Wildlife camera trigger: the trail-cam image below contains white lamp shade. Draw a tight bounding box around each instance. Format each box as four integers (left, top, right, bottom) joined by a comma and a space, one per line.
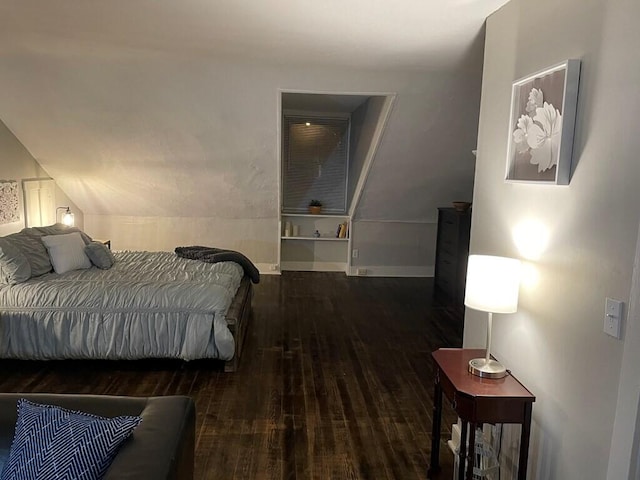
464, 255, 521, 313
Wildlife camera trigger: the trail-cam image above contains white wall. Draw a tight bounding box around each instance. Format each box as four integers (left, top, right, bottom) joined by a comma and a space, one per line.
0, 120, 79, 235
0, 119, 40, 236
73, 60, 481, 269
0, 116, 84, 236
467, 0, 640, 478
0, 42, 483, 270
85, 214, 276, 271
348, 96, 385, 208
608, 223, 640, 480
349, 220, 436, 277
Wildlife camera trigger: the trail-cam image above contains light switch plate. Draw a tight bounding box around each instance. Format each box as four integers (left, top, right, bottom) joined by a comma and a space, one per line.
606, 297, 623, 318
604, 298, 623, 339
604, 315, 621, 338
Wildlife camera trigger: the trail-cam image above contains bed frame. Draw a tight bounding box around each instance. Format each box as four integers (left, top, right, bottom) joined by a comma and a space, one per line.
224, 276, 253, 372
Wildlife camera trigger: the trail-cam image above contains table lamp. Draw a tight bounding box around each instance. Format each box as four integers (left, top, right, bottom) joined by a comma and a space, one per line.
56, 206, 75, 226
464, 254, 521, 379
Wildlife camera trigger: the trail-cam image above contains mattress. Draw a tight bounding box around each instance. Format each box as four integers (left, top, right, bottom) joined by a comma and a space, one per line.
0, 251, 244, 361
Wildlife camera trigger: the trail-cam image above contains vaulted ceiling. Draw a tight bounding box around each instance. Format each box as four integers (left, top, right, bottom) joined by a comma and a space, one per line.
0, 0, 508, 224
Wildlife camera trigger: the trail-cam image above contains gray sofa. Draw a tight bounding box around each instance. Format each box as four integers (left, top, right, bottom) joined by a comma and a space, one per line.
0, 393, 195, 479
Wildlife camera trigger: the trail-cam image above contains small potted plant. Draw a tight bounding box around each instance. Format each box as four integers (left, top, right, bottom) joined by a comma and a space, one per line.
308, 200, 322, 215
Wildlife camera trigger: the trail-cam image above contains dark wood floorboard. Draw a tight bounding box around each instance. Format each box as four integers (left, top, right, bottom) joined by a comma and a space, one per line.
0, 272, 462, 479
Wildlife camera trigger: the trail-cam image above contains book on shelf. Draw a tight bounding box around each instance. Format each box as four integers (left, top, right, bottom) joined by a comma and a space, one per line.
337, 222, 348, 239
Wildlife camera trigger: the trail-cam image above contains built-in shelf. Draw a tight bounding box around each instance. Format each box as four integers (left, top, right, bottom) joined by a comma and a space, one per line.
281, 236, 349, 242
280, 213, 351, 272
281, 213, 349, 219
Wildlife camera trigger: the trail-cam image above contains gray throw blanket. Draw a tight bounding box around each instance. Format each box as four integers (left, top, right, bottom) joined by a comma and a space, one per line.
174, 246, 260, 284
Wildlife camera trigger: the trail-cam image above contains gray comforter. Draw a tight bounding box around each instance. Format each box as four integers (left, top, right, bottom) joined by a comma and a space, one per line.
0, 251, 244, 361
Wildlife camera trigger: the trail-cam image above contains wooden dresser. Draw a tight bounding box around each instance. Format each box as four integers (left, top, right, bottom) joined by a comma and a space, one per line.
434, 208, 471, 304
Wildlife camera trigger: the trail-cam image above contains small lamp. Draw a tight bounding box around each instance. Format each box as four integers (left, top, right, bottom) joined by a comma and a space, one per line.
56, 206, 75, 227
464, 254, 521, 379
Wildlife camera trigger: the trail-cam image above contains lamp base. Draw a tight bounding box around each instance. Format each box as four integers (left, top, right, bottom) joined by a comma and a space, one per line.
468, 358, 507, 379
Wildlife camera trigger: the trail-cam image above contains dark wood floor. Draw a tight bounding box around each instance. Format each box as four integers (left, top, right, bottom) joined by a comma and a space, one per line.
0, 272, 463, 479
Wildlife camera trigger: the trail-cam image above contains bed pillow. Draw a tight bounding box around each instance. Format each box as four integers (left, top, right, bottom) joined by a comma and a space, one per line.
41, 232, 92, 274
0, 399, 142, 480
85, 241, 116, 269
0, 447, 8, 477
31, 224, 93, 245
0, 238, 31, 284
3, 231, 53, 276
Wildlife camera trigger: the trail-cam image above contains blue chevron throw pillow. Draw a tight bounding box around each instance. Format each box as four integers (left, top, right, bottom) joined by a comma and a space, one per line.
0, 399, 142, 480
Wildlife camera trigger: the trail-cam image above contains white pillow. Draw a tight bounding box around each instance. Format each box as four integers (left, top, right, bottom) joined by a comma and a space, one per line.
41, 232, 92, 274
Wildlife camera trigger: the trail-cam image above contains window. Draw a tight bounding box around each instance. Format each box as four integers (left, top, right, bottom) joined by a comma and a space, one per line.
282, 115, 350, 214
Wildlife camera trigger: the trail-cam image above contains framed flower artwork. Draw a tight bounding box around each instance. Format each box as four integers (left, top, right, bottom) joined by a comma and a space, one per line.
0, 180, 20, 224
505, 59, 581, 185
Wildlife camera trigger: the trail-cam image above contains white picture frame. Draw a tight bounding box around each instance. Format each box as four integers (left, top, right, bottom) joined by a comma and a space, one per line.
505, 59, 581, 185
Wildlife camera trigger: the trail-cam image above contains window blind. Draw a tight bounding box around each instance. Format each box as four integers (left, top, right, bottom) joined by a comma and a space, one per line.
282, 116, 349, 214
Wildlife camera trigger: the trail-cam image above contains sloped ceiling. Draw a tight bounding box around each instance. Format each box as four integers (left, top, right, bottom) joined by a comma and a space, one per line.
1, 1, 507, 69
0, 0, 507, 225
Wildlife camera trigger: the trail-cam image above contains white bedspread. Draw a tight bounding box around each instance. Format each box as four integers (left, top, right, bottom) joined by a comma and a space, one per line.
0, 251, 244, 361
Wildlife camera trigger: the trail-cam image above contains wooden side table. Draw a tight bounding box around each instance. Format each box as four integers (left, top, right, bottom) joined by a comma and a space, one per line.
427, 348, 535, 480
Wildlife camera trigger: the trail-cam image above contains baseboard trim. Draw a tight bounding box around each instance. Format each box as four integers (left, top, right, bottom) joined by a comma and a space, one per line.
256, 263, 281, 275
348, 265, 434, 277
259, 263, 435, 277
280, 261, 347, 273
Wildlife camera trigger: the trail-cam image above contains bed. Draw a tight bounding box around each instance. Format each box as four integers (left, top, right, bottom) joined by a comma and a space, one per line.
0, 226, 254, 372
